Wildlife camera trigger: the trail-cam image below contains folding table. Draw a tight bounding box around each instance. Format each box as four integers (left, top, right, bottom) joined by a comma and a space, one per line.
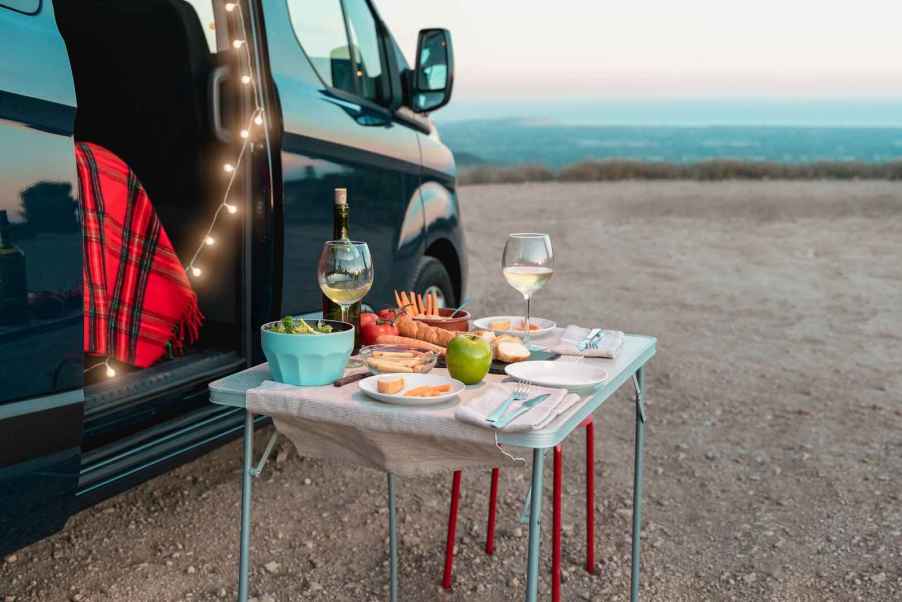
209, 333, 655, 602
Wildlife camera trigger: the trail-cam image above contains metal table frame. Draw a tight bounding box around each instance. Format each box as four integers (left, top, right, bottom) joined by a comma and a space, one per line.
213, 335, 655, 602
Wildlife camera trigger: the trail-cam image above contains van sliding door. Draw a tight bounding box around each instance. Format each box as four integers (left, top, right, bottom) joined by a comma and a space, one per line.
0, 1, 84, 555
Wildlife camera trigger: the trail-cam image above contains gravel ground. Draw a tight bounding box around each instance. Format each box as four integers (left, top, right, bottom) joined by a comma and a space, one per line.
2, 180, 901, 601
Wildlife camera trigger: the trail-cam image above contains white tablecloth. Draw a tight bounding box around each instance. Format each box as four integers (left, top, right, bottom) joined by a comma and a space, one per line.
246, 328, 598, 477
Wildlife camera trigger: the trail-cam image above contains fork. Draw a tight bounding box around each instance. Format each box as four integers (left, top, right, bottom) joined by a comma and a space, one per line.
587, 330, 605, 350
485, 380, 530, 423
577, 328, 601, 352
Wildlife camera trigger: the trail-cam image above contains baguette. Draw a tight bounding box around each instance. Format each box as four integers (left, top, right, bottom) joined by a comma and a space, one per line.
374, 334, 446, 355
396, 314, 456, 347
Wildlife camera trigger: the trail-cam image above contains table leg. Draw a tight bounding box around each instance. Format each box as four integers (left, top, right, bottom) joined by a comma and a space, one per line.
630, 367, 647, 602
387, 473, 398, 602
238, 410, 254, 602
525, 448, 545, 602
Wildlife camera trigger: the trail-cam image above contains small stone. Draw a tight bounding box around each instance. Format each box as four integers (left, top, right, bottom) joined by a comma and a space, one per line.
743, 572, 757, 584
4, 554, 17, 563
217, 589, 227, 598
186, 565, 196, 574
513, 527, 524, 538
71, 595, 84, 602
304, 540, 314, 550
871, 573, 886, 584
508, 576, 520, 588
264, 561, 280, 574
275, 448, 290, 464
704, 450, 718, 461
303, 478, 312, 485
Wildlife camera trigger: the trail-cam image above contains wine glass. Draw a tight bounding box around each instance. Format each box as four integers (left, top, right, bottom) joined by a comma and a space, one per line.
317, 240, 374, 325
502, 233, 553, 346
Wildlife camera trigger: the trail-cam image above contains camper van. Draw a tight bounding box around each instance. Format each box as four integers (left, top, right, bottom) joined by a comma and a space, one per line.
0, 0, 464, 554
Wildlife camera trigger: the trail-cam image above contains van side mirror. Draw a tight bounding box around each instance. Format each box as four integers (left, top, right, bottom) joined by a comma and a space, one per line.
410, 28, 453, 113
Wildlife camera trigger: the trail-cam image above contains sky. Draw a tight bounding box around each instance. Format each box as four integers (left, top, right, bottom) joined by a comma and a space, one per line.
375, 0, 902, 102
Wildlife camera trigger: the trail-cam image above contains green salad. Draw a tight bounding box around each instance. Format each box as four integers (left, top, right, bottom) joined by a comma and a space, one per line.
266, 316, 334, 335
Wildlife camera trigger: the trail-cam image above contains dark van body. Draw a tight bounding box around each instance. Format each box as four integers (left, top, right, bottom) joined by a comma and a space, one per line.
0, 0, 464, 554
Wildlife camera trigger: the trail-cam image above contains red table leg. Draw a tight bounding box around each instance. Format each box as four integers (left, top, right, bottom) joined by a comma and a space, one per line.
486, 467, 500, 555
553, 445, 563, 602
442, 470, 462, 590
585, 418, 596, 574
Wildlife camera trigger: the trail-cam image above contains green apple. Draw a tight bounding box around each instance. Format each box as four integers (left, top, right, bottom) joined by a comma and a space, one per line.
446, 333, 492, 385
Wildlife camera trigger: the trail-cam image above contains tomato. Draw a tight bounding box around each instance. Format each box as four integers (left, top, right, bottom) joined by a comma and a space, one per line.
376, 308, 397, 322
359, 312, 378, 328
360, 320, 399, 346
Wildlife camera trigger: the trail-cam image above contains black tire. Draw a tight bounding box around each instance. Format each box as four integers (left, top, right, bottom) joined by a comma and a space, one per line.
409, 256, 456, 308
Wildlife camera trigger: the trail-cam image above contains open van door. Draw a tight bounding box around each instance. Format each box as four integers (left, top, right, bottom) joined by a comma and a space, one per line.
0, 0, 84, 554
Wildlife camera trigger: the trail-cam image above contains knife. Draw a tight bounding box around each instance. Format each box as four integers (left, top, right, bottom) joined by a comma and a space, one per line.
493, 393, 551, 429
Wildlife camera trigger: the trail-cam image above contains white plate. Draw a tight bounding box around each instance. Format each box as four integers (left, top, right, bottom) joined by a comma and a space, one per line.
472, 315, 556, 337
358, 373, 465, 406
504, 361, 608, 390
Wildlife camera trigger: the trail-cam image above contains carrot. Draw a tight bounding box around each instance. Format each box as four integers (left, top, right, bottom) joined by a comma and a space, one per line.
393, 290, 403, 309
374, 334, 446, 355
431, 292, 439, 316
417, 293, 426, 315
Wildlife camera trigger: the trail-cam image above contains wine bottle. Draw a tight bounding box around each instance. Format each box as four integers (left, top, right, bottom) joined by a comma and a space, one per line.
321, 188, 361, 345
0, 210, 27, 324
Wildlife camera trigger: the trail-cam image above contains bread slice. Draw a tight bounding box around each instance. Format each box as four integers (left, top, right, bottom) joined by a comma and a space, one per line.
493, 337, 530, 363
377, 376, 405, 394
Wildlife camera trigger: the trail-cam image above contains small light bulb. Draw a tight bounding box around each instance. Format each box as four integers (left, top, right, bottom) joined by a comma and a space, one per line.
205, 235, 216, 246
105, 364, 116, 378
225, 203, 238, 214
254, 114, 263, 126
240, 129, 249, 139
225, 2, 236, 12
241, 75, 251, 85
223, 163, 235, 173
191, 266, 203, 277
233, 40, 244, 49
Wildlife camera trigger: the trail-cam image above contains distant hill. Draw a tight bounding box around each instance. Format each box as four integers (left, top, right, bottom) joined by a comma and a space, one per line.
437, 118, 902, 169
452, 151, 488, 167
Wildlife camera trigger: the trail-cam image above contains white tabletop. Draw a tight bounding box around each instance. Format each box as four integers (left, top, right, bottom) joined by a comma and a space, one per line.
209, 333, 655, 450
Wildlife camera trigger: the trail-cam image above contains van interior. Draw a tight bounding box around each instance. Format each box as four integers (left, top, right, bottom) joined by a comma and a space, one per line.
53, 0, 248, 453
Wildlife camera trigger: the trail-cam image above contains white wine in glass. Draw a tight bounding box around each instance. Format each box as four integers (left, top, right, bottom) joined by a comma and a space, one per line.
502, 233, 553, 346
317, 240, 373, 324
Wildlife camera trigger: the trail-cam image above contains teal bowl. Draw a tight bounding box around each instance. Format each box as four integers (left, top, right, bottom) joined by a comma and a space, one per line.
261, 320, 354, 386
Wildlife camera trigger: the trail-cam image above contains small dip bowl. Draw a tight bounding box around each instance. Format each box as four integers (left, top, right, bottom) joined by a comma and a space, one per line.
261, 319, 354, 386
359, 344, 437, 374
413, 307, 471, 332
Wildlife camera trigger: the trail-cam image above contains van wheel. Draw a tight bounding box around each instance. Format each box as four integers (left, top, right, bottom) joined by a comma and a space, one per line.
410, 256, 456, 308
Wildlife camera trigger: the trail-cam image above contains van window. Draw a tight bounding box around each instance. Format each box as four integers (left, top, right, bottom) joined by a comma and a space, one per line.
287, 0, 357, 96
287, 0, 387, 105
0, 0, 40, 14
342, 0, 385, 104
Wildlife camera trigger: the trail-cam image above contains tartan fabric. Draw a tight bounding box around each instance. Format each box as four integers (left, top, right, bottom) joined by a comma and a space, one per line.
76, 142, 202, 368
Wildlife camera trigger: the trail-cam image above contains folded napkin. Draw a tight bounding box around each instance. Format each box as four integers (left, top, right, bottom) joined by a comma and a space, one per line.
548, 325, 625, 358
455, 383, 582, 432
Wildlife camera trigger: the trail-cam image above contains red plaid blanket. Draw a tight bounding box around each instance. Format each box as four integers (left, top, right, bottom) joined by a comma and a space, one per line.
76, 142, 202, 368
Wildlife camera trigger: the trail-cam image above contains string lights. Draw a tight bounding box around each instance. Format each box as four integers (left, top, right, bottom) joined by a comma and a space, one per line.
86, 0, 267, 378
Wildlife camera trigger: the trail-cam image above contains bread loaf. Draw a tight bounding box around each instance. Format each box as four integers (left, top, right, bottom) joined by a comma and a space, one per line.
396, 314, 456, 347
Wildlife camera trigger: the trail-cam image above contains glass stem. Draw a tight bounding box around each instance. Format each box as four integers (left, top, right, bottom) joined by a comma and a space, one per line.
524, 295, 531, 347
340, 304, 349, 323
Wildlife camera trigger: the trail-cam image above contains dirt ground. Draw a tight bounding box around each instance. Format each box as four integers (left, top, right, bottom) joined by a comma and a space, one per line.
2, 180, 901, 602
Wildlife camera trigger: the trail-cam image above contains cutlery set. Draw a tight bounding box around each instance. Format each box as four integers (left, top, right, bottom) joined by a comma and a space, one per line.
485, 379, 551, 429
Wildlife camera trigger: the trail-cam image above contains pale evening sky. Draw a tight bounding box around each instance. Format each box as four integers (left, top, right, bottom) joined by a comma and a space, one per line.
375, 0, 902, 100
